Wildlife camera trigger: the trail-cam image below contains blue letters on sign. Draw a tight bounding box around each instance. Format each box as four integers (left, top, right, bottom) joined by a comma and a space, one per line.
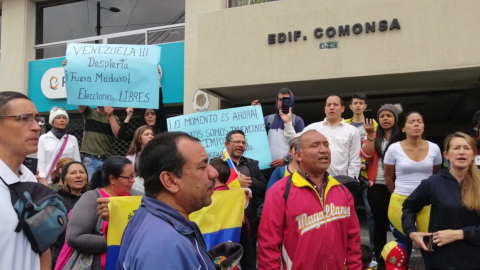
65, 43, 161, 108
167, 106, 272, 169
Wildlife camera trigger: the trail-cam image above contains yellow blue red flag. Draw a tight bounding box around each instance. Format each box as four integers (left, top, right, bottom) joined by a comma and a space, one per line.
190, 189, 246, 250
221, 148, 242, 189
105, 190, 245, 269
105, 196, 142, 270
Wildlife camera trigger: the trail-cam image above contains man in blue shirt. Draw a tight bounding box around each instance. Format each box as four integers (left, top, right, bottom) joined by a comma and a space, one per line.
116, 132, 218, 270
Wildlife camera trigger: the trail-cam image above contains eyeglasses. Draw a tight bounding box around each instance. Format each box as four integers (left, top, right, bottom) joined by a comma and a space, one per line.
51, 106, 66, 111
0, 114, 45, 126
229, 140, 247, 146
118, 175, 135, 182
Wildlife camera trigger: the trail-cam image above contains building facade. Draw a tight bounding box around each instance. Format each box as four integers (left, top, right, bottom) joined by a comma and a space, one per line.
0, 0, 479, 148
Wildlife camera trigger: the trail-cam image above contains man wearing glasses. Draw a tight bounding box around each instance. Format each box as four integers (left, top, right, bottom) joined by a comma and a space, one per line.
224, 129, 267, 270
0, 92, 50, 270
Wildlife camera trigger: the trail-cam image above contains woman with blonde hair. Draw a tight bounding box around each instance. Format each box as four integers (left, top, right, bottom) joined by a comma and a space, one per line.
403, 132, 480, 270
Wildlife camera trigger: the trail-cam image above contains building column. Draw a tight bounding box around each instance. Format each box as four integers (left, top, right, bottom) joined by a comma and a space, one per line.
0, 0, 36, 95
184, 0, 225, 114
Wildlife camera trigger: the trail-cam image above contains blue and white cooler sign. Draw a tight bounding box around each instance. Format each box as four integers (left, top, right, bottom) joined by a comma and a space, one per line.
64, 43, 161, 108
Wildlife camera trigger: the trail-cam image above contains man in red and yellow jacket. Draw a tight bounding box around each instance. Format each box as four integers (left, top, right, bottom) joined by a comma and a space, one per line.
258, 130, 362, 270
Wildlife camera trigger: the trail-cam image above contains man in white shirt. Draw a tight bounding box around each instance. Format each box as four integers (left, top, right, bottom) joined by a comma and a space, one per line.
0, 91, 49, 270
285, 95, 361, 178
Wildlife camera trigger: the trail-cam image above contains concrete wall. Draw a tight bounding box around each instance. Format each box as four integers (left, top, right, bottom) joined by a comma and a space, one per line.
0, 0, 36, 95
184, 0, 225, 114
188, 0, 480, 103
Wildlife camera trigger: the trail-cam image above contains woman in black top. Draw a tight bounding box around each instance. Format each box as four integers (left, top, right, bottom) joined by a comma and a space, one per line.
117, 66, 168, 141
52, 161, 89, 267
402, 132, 480, 270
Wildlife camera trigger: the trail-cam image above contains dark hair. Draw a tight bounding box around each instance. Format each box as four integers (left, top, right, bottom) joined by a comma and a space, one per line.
226, 130, 245, 142
209, 158, 230, 184
360, 244, 373, 268
278, 88, 291, 95
139, 132, 200, 198
90, 156, 132, 190
351, 93, 367, 102
139, 89, 168, 135
325, 94, 344, 106
374, 113, 401, 161
0, 91, 31, 116
57, 161, 90, 195
385, 111, 424, 153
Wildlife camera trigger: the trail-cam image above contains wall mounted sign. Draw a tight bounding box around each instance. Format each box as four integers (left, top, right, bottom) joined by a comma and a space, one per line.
268, 18, 401, 44
319, 42, 338, 49
192, 90, 210, 112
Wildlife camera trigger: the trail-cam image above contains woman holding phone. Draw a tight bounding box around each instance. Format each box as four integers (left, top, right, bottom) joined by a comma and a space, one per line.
361, 104, 402, 267
402, 132, 480, 270
383, 111, 442, 269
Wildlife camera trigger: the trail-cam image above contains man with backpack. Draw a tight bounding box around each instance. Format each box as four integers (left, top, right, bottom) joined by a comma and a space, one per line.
258, 130, 362, 270
252, 88, 305, 173
0, 92, 66, 270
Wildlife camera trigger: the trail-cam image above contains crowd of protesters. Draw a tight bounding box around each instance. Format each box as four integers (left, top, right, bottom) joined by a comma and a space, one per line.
0, 87, 479, 270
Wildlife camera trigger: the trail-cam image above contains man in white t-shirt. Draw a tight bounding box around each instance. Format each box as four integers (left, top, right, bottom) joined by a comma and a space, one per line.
0, 92, 48, 270
285, 95, 361, 178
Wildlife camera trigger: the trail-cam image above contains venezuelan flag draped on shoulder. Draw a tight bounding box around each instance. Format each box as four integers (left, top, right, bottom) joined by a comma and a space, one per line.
105, 189, 245, 269
221, 148, 242, 189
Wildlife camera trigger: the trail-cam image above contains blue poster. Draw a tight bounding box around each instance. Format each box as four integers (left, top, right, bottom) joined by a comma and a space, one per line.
167, 106, 272, 169
65, 43, 161, 108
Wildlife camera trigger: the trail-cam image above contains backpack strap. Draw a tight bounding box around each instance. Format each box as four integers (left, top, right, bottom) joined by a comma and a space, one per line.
265, 114, 275, 133
0, 177, 34, 232
283, 174, 293, 204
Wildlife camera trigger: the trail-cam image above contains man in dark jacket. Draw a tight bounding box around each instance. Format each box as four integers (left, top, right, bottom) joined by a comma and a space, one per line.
116, 132, 218, 270
224, 129, 267, 270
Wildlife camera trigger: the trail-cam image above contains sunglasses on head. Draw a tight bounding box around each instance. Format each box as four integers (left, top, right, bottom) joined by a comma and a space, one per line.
51, 106, 66, 111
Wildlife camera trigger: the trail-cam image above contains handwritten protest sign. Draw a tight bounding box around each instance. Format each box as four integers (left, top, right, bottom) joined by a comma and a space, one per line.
65, 43, 161, 108
167, 106, 272, 169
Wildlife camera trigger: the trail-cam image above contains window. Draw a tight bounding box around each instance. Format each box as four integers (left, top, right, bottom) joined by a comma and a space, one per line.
35, 0, 185, 59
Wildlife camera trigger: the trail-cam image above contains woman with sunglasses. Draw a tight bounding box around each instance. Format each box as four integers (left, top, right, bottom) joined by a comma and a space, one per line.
37, 106, 81, 186
58, 156, 142, 270
117, 66, 168, 141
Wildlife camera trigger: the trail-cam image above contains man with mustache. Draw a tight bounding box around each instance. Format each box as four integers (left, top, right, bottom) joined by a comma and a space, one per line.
116, 132, 218, 269
0, 92, 52, 270
224, 129, 267, 270
258, 130, 362, 270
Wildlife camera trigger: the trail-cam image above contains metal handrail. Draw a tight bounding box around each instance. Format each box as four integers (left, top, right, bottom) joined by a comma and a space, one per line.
34, 23, 185, 50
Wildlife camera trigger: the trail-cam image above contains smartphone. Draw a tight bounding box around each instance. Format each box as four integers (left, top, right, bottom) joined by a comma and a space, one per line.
23, 157, 38, 175
423, 235, 434, 250
281, 97, 291, 114
363, 109, 373, 120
